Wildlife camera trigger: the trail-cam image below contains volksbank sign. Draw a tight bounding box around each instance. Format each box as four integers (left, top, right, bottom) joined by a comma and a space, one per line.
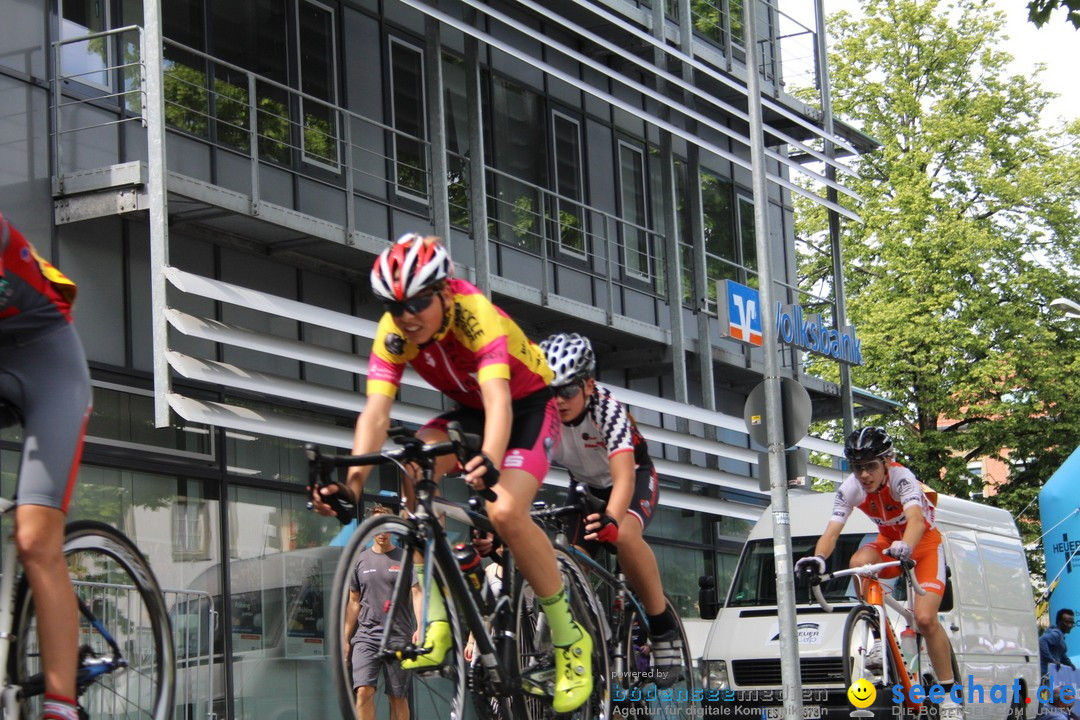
717, 280, 863, 366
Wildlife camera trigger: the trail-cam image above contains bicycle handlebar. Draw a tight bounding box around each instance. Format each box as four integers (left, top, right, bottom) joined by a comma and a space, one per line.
803, 558, 923, 613
305, 421, 490, 524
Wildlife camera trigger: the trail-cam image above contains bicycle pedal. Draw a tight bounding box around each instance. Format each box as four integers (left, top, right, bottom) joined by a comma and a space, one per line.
520, 661, 556, 697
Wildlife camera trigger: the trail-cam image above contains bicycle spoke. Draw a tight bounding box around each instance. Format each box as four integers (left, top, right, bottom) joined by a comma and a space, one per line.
329, 514, 467, 720
14, 521, 174, 720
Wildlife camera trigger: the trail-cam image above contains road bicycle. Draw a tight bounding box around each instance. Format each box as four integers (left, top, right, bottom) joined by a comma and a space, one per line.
0, 405, 175, 720
804, 558, 959, 717
306, 425, 610, 720
530, 485, 697, 719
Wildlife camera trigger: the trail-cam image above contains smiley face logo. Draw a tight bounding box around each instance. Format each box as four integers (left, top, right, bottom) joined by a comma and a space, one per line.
847, 678, 876, 708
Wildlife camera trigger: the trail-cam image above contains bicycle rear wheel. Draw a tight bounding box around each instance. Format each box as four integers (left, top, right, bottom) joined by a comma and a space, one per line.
12, 520, 175, 720
510, 546, 610, 720
620, 597, 696, 718
328, 514, 467, 720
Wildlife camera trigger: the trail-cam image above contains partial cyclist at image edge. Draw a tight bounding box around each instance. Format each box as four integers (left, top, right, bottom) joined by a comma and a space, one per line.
0, 212, 92, 720
794, 426, 963, 720
539, 331, 687, 687
309, 233, 594, 713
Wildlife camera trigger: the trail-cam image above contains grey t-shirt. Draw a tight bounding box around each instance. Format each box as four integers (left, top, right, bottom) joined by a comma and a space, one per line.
349, 546, 416, 643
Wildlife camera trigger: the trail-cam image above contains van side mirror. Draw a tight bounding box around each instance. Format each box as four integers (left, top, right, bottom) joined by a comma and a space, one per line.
699, 575, 719, 620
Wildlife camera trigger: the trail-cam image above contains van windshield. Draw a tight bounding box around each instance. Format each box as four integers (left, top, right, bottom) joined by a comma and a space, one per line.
726, 533, 878, 607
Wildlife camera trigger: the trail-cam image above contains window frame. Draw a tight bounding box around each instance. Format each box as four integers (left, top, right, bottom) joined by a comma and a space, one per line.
294, 0, 341, 172
550, 109, 587, 260
388, 35, 430, 204
616, 139, 651, 283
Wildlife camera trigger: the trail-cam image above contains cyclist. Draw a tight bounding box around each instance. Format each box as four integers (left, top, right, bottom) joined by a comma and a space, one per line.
0, 213, 92, 720
310, 233, 593, 713
795, 426, 962, 719
539, 332, 686, 686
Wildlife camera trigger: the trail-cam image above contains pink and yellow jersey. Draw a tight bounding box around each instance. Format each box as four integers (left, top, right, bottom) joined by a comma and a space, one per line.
366, 278, 553, 409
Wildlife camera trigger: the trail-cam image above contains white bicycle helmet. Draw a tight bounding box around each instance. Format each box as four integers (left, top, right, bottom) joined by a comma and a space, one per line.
370, 233, 453, 301
540, 332, 596, 386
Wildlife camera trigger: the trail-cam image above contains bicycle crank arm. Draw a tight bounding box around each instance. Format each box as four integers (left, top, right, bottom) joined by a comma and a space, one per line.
519, 661, 556, 698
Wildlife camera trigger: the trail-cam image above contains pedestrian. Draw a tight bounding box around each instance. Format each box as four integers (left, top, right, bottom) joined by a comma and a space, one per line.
344, 506, 421, 720
1042, 609, 1077, 681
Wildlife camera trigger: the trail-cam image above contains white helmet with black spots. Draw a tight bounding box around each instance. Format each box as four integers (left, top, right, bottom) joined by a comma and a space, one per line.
370, 233, 454, 301
539, 332, 596, 386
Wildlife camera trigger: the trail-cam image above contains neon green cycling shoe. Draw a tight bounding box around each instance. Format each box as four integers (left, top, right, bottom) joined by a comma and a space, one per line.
552, 623, 593, 713
400, 620, 452, 670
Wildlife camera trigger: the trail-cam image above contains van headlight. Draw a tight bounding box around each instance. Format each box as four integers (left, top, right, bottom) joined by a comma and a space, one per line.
699, 659, 730, 690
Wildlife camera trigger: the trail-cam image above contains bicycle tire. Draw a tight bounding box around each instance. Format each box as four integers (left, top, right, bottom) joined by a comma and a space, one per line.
619, 597, 696, 717
328, 514, 467, 720
11, 520, 175, 720
508, 546, 611, 720
842, 606, 893, 689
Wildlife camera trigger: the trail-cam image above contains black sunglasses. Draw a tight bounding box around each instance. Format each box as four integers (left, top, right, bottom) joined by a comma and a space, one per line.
553, 382, 584, 400
383, 291, 437, 317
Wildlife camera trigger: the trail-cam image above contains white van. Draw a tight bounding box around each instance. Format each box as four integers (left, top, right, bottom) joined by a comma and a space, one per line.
698, 490, 1039, 719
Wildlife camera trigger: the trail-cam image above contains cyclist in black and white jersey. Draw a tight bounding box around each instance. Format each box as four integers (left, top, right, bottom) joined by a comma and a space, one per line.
540, 332, 686, 685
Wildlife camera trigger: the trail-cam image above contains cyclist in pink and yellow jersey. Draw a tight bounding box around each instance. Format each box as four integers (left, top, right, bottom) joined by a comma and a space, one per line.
0, 213, 92, 720
310, 233, 593, 713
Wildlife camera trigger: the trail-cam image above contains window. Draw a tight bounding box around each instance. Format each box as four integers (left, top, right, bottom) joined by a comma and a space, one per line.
701, 171, 736, 307
296, 0, 339, 170
443, 54, 471, 229
172, 498, 212, 560
736, 194, 758, 284
552, 112, 586, 257
389, 38, 428, 200
60, 0, 112, 89
618, 141, 650, 281
487, 75, 546, 251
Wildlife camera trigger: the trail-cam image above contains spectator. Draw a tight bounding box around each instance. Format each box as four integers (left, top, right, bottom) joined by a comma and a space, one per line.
344, 506, 422, 720
1042, 609, 1076, 680
1036, 682, 1079, 720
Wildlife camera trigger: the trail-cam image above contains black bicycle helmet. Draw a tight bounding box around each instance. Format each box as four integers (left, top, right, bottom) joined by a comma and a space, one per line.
844, 426, 894, 463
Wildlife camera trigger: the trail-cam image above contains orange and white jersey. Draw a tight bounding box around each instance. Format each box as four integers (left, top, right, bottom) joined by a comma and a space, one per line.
830, 463, 937, 542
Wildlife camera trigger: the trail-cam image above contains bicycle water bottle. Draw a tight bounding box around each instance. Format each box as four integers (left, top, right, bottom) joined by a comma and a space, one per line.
454, 543, 493, 614
900, 627, 917, 662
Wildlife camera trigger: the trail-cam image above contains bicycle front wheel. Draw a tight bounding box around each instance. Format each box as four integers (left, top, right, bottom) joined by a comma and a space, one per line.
328, 514, 467, 720
620, 597, 696, 718
12, 520, 175, 720
842, 606, 893, 689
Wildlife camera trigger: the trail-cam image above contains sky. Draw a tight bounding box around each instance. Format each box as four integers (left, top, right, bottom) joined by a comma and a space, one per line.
787, 0, 1079, 128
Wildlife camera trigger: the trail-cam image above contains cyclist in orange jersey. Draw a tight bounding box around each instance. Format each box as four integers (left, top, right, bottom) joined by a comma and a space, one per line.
796, 427, 962, 720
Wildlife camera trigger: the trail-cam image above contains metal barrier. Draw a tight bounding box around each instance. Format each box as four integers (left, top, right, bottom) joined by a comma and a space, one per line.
164, 587, 218, 720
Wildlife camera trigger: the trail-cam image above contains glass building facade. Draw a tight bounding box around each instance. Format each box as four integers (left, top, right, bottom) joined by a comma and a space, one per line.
0, 0, 877, 717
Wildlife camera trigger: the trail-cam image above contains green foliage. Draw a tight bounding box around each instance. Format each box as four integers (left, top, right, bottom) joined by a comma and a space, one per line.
1027, 0, 1080, 28
797, 0, 1080, 580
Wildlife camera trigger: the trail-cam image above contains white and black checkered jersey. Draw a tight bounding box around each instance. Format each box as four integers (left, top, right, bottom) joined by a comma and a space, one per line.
551, 384, 653, 489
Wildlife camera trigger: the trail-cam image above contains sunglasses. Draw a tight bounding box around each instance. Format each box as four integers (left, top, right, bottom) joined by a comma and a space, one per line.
553, 382, 584, 400
382, 291, 437, 317
851, 459, 884, 474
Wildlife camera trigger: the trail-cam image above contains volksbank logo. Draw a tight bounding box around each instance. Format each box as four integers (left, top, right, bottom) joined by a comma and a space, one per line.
718, 280, 864, 366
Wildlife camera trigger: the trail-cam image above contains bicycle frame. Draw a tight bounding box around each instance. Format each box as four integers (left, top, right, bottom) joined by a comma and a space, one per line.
383, 478, 518, 694
0, 497, 22, 717
810, 559, 926, 713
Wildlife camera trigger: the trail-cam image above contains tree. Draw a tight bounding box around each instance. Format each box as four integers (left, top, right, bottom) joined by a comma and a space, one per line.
796, 0, 1080, 572
1027, 0, 1080, 29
